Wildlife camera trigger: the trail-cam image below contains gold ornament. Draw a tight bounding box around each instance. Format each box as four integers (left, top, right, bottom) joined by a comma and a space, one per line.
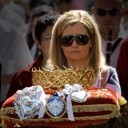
32, 67, 95, 90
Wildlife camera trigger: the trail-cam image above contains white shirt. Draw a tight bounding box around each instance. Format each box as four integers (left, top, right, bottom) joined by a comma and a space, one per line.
101, 36, 123, 68
120, 17, 128, 39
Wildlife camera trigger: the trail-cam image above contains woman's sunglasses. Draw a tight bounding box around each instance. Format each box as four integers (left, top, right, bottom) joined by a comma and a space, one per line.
60, 34, 90, 47
96, 8, 120, 16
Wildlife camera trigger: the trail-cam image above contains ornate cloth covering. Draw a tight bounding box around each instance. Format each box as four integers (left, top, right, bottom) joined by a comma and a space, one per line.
0, 88, 127, 128
0, 68, 127, 128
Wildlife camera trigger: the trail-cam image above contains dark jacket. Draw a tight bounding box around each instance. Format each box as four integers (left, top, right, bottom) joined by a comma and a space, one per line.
117, 38, 128, 101
7, 54, 43, 98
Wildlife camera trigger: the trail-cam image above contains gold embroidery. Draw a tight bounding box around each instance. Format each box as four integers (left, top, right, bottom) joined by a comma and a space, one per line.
0, 104, 120, 124
32, 67, 95, 90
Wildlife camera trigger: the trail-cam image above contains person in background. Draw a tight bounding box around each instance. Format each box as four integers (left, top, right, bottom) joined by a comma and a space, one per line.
92, 0, 128, 101
7, 0, 26, 22
120, 0, 128, 38
7, 13, 59, 98
0, 62, 2, 106
0, 18, 33, 107
0, 0, 25, 28
116, 38, 128, 101
71, 0, 93, 12
54, 0, 72, 14
44, 0, 72, 14
26, 0, 53, 22
117, 0, 128, 101
92, 0, 124, 68
26, 4, 56, 59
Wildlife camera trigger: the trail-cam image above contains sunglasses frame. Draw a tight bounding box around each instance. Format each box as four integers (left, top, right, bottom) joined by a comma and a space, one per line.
96, 8, 120, 16
60, 34, 90, 47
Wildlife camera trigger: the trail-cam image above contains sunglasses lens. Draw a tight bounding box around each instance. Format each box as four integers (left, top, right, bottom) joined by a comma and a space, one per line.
61, 35, 89, 47
96, 8, 120, 16
96, 9, 107, 16
76, 35, 89, 45
109, 8, 119, 16
61, 35, 74, 46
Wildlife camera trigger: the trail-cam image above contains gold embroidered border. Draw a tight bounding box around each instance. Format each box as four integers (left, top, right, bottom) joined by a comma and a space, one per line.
0, 111, 119, 123
0, 103, 120, 124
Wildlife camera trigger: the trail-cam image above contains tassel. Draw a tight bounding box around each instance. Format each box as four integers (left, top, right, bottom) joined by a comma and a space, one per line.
14, 123, 20, 128
109, 103, 128, 128
0, 118, 6, 128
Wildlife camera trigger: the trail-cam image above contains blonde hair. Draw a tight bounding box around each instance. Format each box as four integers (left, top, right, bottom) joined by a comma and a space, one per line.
47, 10, 105, 76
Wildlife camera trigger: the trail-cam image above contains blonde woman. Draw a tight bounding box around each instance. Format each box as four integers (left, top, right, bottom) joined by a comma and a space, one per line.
2, 10, 124, 128
47, 10, 121, 94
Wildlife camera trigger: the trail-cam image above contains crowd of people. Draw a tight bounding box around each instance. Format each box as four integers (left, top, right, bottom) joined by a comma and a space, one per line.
0, 0, 128, 127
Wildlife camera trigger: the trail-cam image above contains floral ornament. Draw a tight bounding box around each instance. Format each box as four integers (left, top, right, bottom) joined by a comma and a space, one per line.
14, 85, 46, 120
58, 84, 88, 121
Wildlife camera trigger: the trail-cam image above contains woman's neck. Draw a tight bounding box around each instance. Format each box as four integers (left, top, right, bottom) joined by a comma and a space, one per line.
41, 56, 48, 67
67, 60, 88, 70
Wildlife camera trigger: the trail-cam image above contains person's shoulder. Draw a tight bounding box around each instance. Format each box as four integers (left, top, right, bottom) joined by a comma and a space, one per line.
14, 63, 33, 78
108, 66, 116, 72
121, 38, 128, 46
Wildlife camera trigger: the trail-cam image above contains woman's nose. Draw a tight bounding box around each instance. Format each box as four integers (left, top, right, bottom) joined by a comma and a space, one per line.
71, 39, 79, 47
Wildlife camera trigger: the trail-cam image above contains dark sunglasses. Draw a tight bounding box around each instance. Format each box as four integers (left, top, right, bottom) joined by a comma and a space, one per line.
60, 34, 90, 47
96, 8, 120, 16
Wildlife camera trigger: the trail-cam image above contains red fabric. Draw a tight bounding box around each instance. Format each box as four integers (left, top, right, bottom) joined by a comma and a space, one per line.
1, 119, 108, 128
117, 38, 128, 101
1, 88, 123, 128
2, 93, 18, 107
6, 54, 43, 98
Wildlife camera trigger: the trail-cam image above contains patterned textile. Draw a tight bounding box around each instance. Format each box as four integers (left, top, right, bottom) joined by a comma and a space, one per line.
0, 87, 126, 128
